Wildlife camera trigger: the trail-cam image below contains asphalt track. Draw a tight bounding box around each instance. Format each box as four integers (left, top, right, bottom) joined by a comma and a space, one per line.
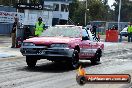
0, 37, 132, 88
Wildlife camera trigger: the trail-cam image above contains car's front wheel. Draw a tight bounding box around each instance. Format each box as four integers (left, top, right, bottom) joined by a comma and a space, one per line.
26, 56, 37, 68
70, 50, 79, 69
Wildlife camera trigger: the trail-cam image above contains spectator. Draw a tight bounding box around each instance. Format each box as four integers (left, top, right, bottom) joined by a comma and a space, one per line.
14, 14, 19, 22
128, 22, 132, 42
35, 17, 45, 36
92, 25, 97, 37
23, 26, 32, 40
11, 21, 17, 48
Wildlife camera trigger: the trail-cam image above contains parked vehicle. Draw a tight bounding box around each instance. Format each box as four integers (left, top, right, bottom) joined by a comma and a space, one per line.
120, 27, 128, 37
20, 25, 104, 69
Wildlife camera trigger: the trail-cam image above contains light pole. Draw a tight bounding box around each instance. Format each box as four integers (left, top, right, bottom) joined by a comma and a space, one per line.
27, 0, 30, 3
17, 0, 19, 12
118, 0, 121, 31
85, 0, 87, 26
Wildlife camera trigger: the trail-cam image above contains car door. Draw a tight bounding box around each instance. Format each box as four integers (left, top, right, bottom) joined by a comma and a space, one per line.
87, 30, 100, 55
79, 29, 93, 59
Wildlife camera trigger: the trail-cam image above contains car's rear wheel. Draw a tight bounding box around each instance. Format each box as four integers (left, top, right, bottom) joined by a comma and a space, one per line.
91, 49, 102, 65
70, 50, 79, 69
26, 56, 37, 68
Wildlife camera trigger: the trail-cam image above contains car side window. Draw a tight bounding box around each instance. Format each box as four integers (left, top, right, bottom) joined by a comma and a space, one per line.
82, 29, 89, 40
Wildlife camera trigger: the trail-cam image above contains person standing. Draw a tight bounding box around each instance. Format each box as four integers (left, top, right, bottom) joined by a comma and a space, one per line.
11, 21, 17, 48
35, 17, 45, 37
86, 22, 92, 31
128, 22, 132, 42
11, 14, 19, 48
92, 25, 97, 37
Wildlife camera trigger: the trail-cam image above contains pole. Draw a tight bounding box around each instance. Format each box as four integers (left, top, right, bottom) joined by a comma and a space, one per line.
25, 0, 30, 25
16, 0, 19, 48
118, 0, 121, 31
85, 0, 87, 26
27, 0, 29, 3
16, 0, 19, 32
17, 0, 19, 12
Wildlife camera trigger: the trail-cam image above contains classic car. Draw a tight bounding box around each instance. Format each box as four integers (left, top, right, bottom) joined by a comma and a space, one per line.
20, 25, 104, 69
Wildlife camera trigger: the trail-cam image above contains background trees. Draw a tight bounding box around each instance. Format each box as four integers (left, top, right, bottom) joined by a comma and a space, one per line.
69, 0, 114, 25
113, 0, 132, 22
0, 0, 12, 6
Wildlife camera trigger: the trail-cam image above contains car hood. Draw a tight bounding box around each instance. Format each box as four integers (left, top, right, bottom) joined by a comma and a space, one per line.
24, 37, 81, 45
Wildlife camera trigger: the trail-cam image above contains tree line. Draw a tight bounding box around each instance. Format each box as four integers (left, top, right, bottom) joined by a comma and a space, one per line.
69, 0, 114, 25
114, 0, 132, 22
69, 0, 132, 26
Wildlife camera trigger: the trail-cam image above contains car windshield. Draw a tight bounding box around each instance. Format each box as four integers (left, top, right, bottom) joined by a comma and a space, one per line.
41, 27, 81, 38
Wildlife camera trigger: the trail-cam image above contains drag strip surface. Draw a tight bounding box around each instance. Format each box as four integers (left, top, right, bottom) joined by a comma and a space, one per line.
0, 42, 132, 88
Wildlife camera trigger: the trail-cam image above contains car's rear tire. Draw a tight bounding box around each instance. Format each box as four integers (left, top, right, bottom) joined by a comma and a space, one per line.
26, 56, 37, 68
91, 49, 102, 65
70, 50, 79, 69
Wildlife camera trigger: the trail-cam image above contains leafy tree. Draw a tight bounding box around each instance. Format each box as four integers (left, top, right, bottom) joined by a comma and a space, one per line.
69, 0, 80, 25
88, 0, 105, 20
0, 0, 10, 6
69, 0, 112, 25
113, 0, 132, 22
30, 0, 41, 3
103, 0, 108, 5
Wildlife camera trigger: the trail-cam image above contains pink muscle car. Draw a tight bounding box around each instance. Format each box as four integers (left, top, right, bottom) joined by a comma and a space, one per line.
20, 26, 104, 69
